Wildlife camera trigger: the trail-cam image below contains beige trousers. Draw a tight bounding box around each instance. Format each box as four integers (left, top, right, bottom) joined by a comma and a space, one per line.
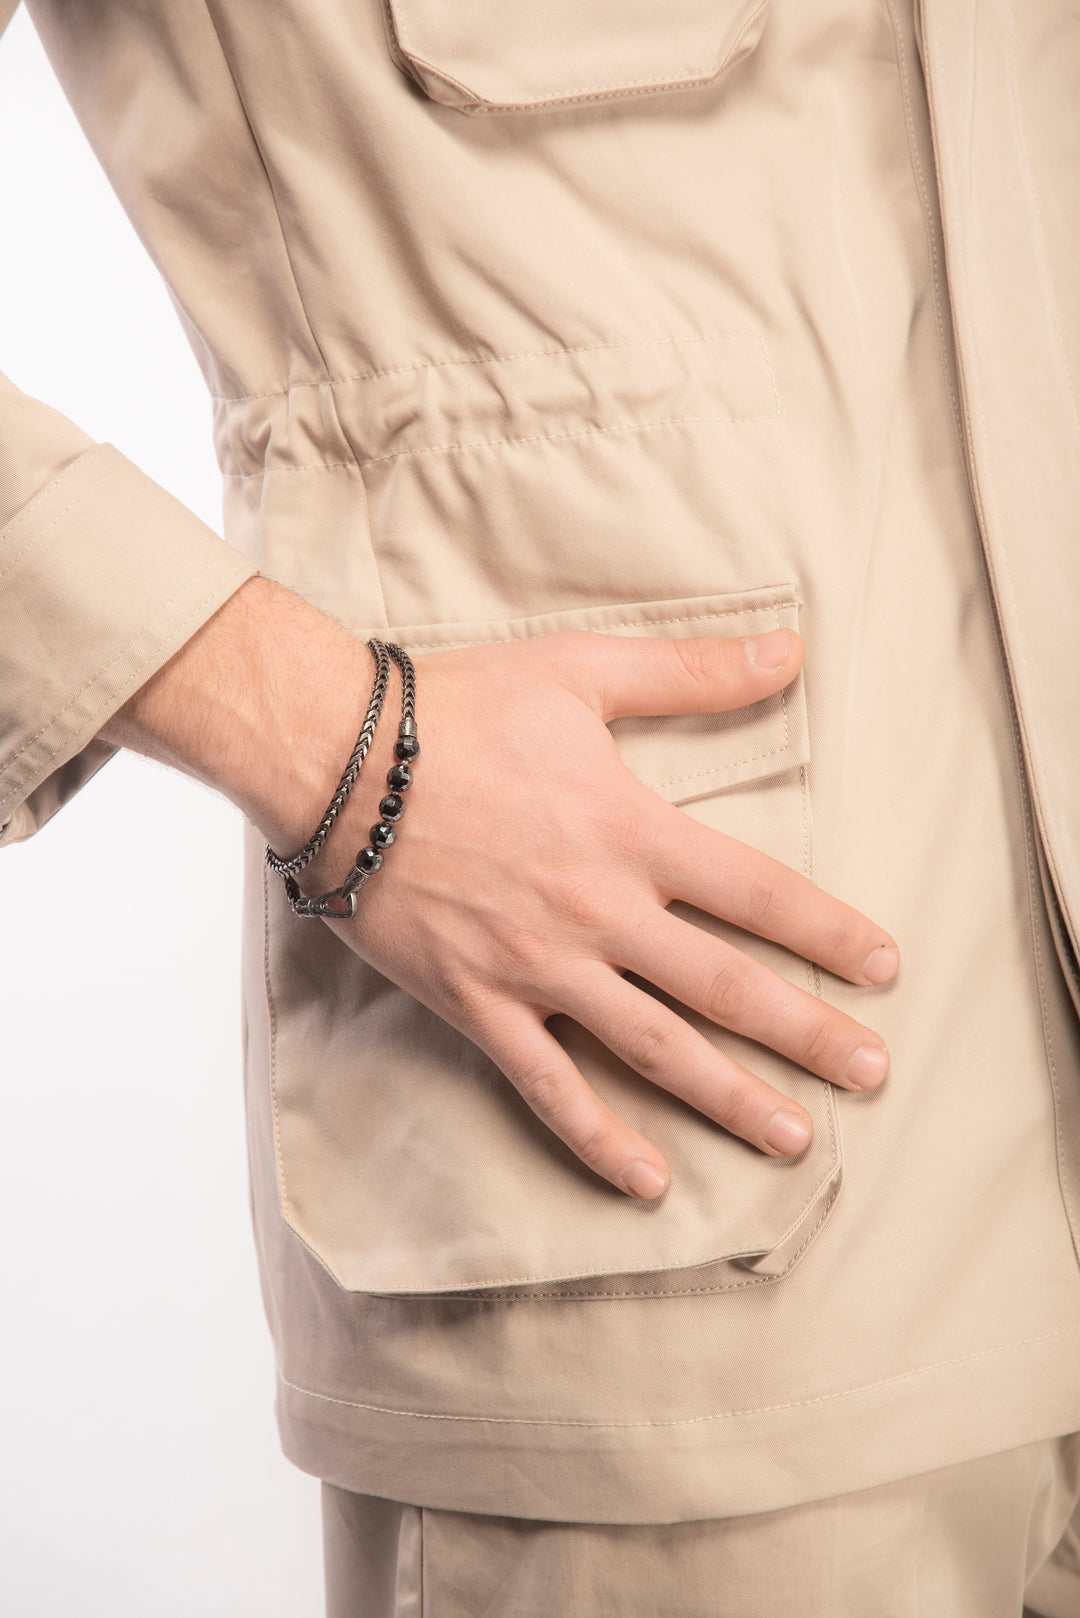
322, 1437, 1080, 1617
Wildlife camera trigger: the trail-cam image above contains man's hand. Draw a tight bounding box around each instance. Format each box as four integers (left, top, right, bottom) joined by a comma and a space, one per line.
104, 578, 898, 1201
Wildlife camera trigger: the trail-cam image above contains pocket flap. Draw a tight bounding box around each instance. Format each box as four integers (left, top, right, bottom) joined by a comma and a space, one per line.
392, 585, 807, 804
384, 0, 771, 113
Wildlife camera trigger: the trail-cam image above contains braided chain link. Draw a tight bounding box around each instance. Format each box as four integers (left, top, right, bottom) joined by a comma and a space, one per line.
387, 640, 416, 728
265, 637, 391, 879
267, 638, 418, 919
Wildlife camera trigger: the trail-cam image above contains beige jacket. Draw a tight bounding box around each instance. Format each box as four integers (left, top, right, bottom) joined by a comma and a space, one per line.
2, 0, 1079, 1522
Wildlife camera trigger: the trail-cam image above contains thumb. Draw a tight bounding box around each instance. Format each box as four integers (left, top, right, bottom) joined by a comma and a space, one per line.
561, 627, 804, 721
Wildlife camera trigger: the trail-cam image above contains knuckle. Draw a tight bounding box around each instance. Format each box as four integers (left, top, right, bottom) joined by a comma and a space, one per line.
550, 872, 609, 935
438, 969, 500, 1028
796, 1016, 836, 1073
703, 953, 755, 1026
513, 1063, 614, 1171
534, 628, 588, 665
542, 630, 605, 697
711, 1082, 764, 1142
573, 1122, 617, 1174
514, 1059, 569, 1118
600, 796, 663, 864
743, 869, 793, 932
622, 1011, 682, 1076
822, 911, 861, 962
490, 920, 553, 982
671, 635, 726, 691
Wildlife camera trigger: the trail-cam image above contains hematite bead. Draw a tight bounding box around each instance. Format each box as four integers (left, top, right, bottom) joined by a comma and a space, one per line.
387, 763, 413, 792
379, 793, 405, 823
355, 846, 383, 875
394, 734, 421, 762
370, 821, 395, 850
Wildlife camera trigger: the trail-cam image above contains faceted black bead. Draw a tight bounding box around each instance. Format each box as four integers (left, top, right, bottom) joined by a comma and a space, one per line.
387, 763, 413, 792
379, 793, 405, 823
370, 821, 395, 850
394, 734, 421, 762
355, 846, 383, 875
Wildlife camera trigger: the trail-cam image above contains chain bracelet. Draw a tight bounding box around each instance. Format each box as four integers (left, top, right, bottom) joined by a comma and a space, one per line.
265, 637, 390, 881
270, 640, 420, 921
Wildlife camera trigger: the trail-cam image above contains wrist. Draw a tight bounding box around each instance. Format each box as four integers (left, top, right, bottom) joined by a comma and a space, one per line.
100, 576, 378, 855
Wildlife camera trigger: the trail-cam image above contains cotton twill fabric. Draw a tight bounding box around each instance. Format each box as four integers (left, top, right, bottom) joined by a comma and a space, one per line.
2, 0, 1080, 1526
0, 390, 256, 844
321, 1437, 1080, 1618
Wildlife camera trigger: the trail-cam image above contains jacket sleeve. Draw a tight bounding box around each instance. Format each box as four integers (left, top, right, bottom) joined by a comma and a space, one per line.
0, 373, 258, 846
0, 2, 257, 845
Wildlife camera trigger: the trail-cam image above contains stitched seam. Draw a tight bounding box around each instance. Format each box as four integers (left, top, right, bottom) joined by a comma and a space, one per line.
223, 458, 364, 479
885, 0, 964, 454
799, 749, 842, 1240
467, 77, 723, 115
263, 868, 292, 1224
457, 0, 770, 113
389, 0, 766, 109
442, 1163, 838, 1300
280, 1322, 1080, 1429
280, 1128, 830, 1297
211, 332, 761, 403
0, 461, 84, 546
367, 412, 784, 466
400, 598, 802, 653
221, 410, 778, 479
418, 1506, 425, 1618
689, 733, 845, 1275
467, 1187, 839, 1302
759, 331, 781, 420
0, 563, 253, 812
0, 461, 124, 585
0, 448, 116, 547
409, 54, 719, 106
331, 1105, 832, 1295
652, 734, 786, 792
653, 602, 792, 790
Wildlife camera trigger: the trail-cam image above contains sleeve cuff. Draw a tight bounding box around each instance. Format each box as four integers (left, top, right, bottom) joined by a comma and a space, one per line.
0, 442, 257, 844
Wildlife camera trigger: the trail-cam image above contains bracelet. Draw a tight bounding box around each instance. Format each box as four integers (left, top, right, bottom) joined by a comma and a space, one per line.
265, 637, 391, 880
267, 639, 419, 921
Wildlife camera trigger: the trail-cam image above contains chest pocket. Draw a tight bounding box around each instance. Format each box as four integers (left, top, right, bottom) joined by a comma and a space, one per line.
383, 0, 771, 114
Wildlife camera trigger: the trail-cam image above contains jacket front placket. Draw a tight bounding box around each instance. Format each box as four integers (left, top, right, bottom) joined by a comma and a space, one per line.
917, 0, 1080, 976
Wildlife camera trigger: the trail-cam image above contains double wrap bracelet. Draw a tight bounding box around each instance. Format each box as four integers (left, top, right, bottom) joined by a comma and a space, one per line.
265, 637, 420, 919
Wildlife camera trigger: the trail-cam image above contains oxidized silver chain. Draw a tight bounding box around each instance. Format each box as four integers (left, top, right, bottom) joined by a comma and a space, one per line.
265, 637, 391, 878
265, 637, 420, 920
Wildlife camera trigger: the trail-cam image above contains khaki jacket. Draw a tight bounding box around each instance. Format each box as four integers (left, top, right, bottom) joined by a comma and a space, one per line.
2, 0, 1079, 1522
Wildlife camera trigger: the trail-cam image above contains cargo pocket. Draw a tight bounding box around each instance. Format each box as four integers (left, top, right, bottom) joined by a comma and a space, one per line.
382, 0, 771, 114
264, 583, 840, 1295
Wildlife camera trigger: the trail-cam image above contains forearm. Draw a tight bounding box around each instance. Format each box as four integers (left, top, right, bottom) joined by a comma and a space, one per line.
99, 576, 375, 859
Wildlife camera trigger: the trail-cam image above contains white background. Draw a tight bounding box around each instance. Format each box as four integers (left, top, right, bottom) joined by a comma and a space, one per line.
0, 9, 323, 1613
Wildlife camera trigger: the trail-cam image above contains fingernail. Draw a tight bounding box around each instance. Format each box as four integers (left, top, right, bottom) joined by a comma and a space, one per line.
845, 1044, 890, 1089
862, 945, 900, 984
744, 629, 792, 669
763, 1111, 811, 1156
621, 1160, 668, 1199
